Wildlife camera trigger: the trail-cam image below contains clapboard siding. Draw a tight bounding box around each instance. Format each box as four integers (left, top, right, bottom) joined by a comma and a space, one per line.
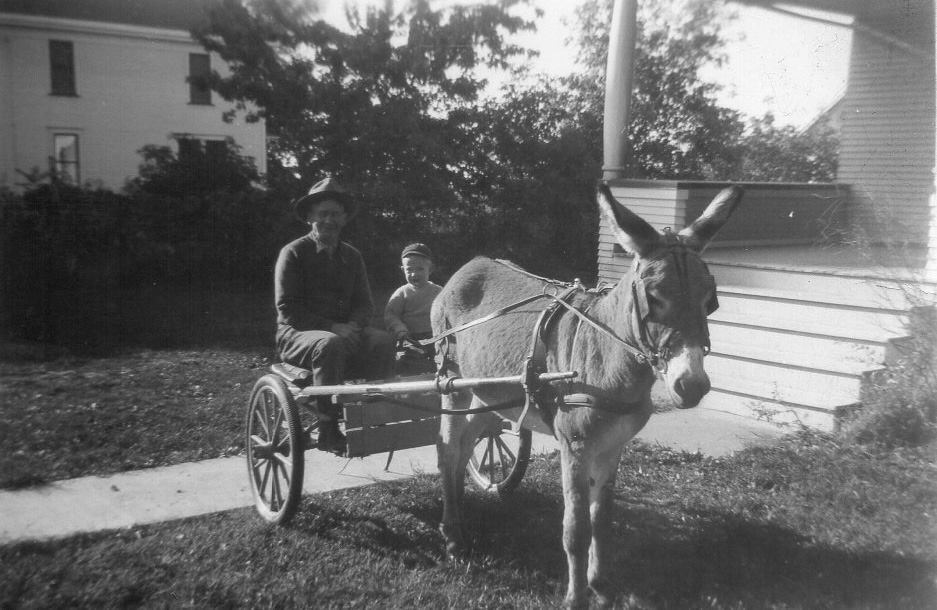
596, 181, 847, 285
837, 15, 936, 245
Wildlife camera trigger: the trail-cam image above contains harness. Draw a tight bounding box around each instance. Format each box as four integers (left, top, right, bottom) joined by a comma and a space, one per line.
419, 246, 719, 431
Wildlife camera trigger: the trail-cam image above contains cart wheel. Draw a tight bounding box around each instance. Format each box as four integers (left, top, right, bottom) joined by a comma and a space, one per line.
246, 374, 304, 525
466, 422, 531, 495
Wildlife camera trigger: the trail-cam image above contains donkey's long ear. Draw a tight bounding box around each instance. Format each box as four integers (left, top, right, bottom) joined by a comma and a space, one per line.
678, 185, 744, 252
596, 183, 660, 257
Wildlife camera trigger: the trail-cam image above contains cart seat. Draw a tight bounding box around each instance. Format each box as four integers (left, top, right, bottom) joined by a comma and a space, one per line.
270, 362, 314, 388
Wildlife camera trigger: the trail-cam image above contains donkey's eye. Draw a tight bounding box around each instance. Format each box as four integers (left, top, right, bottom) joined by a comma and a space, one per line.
645, 290, 674, 320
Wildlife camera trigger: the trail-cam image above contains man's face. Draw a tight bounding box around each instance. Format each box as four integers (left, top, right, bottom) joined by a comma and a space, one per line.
306, 199, 347, 243
401, 255, 432, 287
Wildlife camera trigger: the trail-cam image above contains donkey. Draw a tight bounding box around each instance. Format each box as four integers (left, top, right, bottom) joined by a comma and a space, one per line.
431, 182, 743, 608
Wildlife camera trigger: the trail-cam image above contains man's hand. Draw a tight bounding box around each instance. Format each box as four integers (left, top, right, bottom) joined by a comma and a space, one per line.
331, 322, 362, 351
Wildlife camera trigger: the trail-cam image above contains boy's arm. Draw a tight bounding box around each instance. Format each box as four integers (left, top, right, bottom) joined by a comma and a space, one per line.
383, 288, 409, 339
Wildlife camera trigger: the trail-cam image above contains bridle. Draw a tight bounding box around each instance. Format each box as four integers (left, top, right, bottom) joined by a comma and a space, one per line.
629, 230, 719, 370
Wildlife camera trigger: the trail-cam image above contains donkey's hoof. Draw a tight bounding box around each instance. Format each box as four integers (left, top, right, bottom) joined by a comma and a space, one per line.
445, 540, 467, 562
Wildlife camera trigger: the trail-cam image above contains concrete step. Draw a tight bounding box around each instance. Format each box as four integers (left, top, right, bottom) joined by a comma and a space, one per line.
699, 388, 841, 431
711, 292, 908, 341
708, 263, 932, 310
705, 354, 865, 409
708, 322, 899, 373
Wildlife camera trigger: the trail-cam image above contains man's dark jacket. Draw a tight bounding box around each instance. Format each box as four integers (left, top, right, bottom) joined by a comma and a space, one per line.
275, 236, 374, 332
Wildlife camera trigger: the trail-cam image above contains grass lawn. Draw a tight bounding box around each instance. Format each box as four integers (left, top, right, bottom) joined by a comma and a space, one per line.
0, 286, 399, 489
2, 287, 936, 608
1, 438, 935, 608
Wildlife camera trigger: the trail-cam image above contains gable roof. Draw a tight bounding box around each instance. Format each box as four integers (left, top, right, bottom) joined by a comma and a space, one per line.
0, 0, 215, 31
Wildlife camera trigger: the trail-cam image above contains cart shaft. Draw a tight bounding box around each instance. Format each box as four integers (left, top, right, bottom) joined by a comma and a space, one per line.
295, 371, 577, 398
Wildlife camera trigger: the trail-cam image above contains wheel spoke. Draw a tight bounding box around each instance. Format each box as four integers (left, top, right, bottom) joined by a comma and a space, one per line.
495, 436, 517, 474
480, 436, 495, 481
271, 466, 283, 509
273, 451, 292, 471
259, 393, 272, 436
251, 403, 266, 439
259, 459, 272, 501
272, 404, 284, 438
276, 457, 292, 488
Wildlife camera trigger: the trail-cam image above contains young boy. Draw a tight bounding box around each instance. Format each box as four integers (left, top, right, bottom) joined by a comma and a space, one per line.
384, 243, 442, 349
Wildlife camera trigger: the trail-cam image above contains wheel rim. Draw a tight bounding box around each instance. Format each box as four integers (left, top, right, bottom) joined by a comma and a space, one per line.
247, 385, 295, 517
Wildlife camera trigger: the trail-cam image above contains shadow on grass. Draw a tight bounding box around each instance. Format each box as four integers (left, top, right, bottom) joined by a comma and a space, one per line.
287, 475, 936, 609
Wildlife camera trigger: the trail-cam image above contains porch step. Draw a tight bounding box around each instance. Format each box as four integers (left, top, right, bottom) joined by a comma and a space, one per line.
697, 267, 917, 432
712, 288, 908, 338
698, 389, 842, 431
704, 354, 866, 410
708, 262, 934, 310
708, 322, 890, 375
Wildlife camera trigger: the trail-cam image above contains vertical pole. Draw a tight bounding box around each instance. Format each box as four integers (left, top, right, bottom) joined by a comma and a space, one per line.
602, 0, 639, 180
927, 0, 937, 283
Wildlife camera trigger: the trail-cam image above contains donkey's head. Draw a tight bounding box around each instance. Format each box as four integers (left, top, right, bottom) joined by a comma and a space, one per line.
597, 183, 743, 408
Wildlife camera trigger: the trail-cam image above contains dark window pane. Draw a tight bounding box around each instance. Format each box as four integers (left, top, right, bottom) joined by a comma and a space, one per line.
178, 137, 202, 161
50, 40, 76, 96
188, 53, 211, 104
205, 139, 227, 161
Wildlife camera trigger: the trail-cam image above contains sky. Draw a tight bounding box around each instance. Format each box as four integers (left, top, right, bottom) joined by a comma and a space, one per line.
317, 0, 853, 128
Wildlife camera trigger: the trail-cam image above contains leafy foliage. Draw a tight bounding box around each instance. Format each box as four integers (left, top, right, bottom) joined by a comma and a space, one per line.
129, 140, 261, 197
564, 0, 837, 182
192, 0, 544, 282
840, 307, 937, 449
739, 113, 840, 182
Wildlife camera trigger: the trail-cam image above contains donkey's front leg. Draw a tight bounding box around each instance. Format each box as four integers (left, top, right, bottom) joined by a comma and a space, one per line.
586, 448, 624, 608
559, 441, 592, 610
436, 393, 484, 558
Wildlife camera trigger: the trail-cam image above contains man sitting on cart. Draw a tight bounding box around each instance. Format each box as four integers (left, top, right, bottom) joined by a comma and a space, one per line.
274, 177, 395, 455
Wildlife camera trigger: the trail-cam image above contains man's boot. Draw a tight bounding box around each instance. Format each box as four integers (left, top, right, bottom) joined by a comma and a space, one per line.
315, 397, 346, 456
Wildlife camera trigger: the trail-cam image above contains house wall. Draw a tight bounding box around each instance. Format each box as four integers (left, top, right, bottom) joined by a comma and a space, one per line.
838, 11, 936, 245
0, 13, 266, 190
596, 181, 848, 285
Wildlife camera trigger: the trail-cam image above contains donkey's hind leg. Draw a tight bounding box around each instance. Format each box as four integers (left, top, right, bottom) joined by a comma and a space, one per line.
437, 392, 489, 558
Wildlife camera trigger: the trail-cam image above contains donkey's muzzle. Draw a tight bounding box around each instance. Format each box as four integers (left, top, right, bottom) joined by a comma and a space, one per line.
673, 373, 710, 408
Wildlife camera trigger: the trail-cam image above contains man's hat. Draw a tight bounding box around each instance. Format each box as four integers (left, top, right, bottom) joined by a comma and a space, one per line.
401, 243, 433, 261
292, 177, 356, 221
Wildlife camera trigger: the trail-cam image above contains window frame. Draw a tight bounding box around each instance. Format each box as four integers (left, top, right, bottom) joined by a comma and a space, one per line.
49, 39, 77, 96
52, 133, 81, 184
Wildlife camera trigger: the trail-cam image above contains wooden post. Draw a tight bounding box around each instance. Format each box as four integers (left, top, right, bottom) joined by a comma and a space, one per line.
602, 0, 638, 180
927, 0, 937, 283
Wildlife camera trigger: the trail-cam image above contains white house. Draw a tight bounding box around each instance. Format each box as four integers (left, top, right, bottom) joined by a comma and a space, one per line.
0, 0, 266, 190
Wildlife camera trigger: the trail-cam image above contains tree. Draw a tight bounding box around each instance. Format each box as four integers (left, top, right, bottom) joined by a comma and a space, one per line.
192, 0, 537, 282
565, 0, 745, 180
739, 113, 839, 182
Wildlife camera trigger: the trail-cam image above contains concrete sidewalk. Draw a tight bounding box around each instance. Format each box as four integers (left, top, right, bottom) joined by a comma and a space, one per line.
0, 409, 783, 545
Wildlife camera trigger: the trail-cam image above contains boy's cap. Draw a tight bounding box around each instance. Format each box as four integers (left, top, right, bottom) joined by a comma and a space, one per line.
401, 243, 433, 260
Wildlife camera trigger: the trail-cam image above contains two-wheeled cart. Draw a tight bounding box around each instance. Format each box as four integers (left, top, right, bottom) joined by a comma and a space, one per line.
245, 362, 576, 525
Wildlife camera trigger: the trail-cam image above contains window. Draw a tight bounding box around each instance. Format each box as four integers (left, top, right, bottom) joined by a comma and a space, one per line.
188, 53, 211, 104
53, 134, 80, 183
49, 40, 76, 96
177, 136, 228, 163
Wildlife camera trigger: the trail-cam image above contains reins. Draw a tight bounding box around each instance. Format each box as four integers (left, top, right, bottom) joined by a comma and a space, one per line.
416, 259, 671, 373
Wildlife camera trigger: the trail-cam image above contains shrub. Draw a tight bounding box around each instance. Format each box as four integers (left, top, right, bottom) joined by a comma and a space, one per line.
839, 307, 937, 450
